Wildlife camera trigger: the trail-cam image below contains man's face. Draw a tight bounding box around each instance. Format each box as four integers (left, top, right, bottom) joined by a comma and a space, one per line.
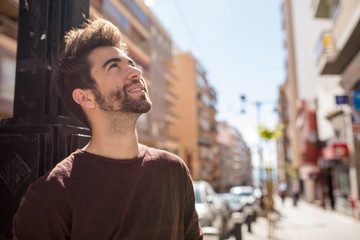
88, 46, 152, 114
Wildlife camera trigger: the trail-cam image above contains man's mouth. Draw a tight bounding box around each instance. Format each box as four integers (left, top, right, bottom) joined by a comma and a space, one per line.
128, 87, 144, 93
127, 83, 146, 94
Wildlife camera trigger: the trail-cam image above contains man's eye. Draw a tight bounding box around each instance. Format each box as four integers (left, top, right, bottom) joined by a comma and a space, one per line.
109, 63, 119, 69
128, 60, 136, 67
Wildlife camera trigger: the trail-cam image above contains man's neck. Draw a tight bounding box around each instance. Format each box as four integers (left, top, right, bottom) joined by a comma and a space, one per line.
83, 114, 142, 159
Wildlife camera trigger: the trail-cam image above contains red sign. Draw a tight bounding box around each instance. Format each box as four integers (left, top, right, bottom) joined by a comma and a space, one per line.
322, 143, 349, 160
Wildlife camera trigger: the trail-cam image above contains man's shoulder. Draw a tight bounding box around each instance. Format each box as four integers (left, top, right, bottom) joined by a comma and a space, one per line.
28, 150, 80, 194
144, 146, 183, 162
47, 150, 79, 180
143, 146, 190, 171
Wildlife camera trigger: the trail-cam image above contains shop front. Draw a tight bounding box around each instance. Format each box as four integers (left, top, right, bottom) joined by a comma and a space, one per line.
321, 142, 352, 214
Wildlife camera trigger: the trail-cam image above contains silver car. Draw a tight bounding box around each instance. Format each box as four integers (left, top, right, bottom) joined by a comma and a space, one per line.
193, 181, 226, 239
230, 186, 260, 223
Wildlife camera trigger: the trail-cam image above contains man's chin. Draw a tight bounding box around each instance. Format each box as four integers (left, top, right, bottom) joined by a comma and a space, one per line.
134, 103, 152, 114
122, 99, 152, 114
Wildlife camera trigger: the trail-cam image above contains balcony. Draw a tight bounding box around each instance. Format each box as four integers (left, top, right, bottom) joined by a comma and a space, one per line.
164, 89, 178, 105
165, 108, 178, 125
164, 71, 177, 86
317, 18, 360, 75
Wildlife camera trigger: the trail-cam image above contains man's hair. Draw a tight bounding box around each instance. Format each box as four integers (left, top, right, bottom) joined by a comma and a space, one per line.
55, 18, 127, 128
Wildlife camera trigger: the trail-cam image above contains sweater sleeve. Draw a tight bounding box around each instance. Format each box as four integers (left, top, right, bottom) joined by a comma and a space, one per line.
13, 190, 71, 240
183, 171, 203, 240
12, 168, 73, 240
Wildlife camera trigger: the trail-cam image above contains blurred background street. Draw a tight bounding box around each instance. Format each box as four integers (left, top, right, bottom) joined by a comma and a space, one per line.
225, 196, 360, 240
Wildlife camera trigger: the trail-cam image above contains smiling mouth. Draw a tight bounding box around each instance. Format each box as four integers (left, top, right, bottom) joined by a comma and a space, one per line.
128, 87, 145, 93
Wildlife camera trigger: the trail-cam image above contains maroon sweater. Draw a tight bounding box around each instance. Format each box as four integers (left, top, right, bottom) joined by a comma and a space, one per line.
13, 145, 202, 240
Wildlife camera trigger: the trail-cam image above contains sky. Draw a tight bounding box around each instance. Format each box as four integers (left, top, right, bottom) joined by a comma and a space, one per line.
144, 0, 286, 170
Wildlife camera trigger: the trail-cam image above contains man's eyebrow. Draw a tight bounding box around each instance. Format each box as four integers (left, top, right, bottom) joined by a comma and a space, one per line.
102, 58, 122, 68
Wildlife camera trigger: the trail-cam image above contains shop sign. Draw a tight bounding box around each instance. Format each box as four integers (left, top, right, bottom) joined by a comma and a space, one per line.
322, 143, 349, 160
352, 90, 360, 110
335, 95, 348, 105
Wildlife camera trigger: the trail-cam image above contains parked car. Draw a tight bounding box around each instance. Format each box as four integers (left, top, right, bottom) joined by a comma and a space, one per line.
230, 186, 260, 223
193, 181, 227, 240
218, 193, 247, 239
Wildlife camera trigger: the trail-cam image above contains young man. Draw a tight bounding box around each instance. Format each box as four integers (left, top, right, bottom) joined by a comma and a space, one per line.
13, 18, 203, 240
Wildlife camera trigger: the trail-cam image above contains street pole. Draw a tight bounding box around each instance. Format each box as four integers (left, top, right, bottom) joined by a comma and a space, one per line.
0, 1, 90, 239
240, 95, 274, 187
240, 94, 279, 237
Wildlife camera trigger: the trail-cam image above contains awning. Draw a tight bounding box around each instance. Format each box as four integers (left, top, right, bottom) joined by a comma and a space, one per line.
322, 142, 349, 160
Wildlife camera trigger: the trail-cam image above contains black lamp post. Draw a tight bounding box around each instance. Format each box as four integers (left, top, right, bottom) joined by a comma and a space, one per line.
0, 1, 90, 238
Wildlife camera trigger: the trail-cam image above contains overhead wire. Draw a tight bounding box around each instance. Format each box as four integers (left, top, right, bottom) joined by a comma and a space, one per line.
171, 0, 203, 57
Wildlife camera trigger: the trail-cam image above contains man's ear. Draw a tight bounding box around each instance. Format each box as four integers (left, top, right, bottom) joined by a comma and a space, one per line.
72, 89, 95, 109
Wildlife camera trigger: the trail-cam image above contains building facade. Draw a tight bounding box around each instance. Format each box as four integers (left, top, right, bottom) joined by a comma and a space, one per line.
280, 0, 360, 217
173, 52, 220, 187
217, 121, 253, 192
312, 0, 360, 216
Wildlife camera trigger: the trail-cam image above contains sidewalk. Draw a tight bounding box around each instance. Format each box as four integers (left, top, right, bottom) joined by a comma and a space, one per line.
232, 196, 360, 240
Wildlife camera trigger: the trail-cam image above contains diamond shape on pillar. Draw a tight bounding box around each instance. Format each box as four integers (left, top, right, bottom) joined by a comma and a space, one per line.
0, 152, 31, 192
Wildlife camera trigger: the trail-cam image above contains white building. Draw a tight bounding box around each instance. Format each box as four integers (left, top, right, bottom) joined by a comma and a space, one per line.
281, 0, 346, 203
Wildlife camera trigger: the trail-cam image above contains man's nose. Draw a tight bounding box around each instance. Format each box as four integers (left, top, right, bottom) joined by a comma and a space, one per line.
128, 66, 141, 80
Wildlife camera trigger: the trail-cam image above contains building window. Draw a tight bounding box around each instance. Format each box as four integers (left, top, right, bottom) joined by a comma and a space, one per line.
196, 75, 206, 88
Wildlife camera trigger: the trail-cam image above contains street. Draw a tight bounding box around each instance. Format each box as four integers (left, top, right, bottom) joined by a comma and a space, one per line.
227, 196, 360, 240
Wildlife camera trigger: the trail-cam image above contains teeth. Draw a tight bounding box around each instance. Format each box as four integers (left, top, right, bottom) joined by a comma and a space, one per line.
129, 88, 143, 93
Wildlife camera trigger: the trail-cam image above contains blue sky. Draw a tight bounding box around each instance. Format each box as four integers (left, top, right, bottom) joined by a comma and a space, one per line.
145, 0, 285, 151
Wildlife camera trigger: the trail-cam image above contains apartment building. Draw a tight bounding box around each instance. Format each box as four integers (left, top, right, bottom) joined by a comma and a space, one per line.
280, 0, 345, 203
217, 121, 253, 192
173, 52, 219, 186
312, 0, 360, 216
279, 0, 360, 217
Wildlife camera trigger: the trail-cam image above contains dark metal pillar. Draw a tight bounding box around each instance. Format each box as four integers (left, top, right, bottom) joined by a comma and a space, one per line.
0, 1, 90, 239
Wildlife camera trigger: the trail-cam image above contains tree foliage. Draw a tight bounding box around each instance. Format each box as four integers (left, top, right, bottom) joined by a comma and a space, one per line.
257, 123, 283, 141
